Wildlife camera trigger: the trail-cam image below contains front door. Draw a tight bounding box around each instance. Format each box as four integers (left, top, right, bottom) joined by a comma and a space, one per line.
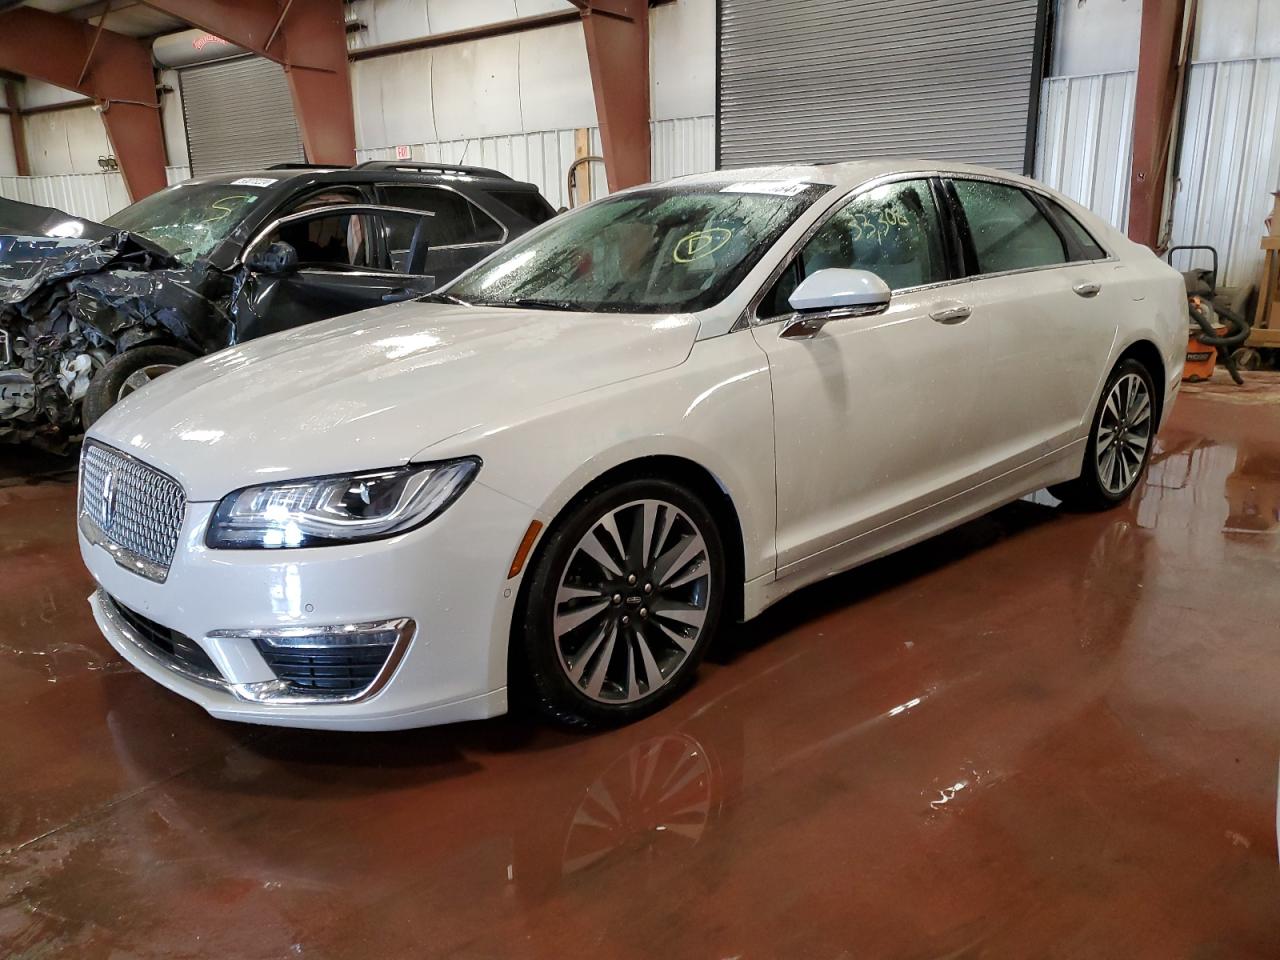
234, 206, 437, 342
751, 178, 990, 575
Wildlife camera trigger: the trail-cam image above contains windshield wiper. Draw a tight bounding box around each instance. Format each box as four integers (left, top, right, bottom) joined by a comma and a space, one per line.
493, 297, 576, 311
423, 291, 470, 306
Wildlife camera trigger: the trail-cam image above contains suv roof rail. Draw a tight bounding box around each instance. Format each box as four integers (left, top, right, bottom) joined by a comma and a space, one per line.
354, 160, 512, 180
267, 162, 352, 170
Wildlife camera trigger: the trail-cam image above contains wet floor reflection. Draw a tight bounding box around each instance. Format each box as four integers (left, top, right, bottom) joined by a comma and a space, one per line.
3, 378, 1280, 957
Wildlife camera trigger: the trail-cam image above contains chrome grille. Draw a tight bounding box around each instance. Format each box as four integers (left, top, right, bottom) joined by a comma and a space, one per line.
80, 441, 186, 579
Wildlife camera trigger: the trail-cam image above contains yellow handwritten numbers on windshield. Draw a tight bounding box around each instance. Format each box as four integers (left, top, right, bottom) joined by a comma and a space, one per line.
673, 228, 733, 263
847, 205, 911, 243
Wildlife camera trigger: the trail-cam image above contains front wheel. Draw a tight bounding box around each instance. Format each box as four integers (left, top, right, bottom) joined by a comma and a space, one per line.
81, 345, 196, 428
1051, 358, 1157, 510
518, 479, 726, 729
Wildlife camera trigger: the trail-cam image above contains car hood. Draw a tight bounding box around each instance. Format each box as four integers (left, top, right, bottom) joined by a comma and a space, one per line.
0, 212, 179, 307
0, 197, 114, 244
88, 301, 700, 501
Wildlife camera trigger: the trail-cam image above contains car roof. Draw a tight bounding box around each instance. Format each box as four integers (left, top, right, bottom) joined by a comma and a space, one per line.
661, 159, 1045, 192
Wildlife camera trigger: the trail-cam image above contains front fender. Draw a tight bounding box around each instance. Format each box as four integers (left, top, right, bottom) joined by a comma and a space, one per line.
422, 332, 779, 583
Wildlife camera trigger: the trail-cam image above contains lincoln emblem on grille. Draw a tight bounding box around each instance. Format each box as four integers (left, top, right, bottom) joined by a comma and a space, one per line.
101, 470, 116, 530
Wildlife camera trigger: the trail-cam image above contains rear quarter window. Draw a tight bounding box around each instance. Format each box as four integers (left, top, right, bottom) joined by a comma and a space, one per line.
486, 189, 557, 226
1044, 198, 1108, 261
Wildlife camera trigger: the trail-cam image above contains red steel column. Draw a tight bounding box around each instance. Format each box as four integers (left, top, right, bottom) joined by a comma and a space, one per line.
1127, 0, 1190, 247
571, 0, 651, 191
137, 0, 357, 165
276, 0, 358, 165
4, 80, 29, 176
0, 7, 166, 200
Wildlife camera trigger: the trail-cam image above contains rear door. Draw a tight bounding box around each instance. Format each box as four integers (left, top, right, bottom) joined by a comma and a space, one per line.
233, 205, 437, 341
375, 184, 508, 284
943, 177, 1118, 472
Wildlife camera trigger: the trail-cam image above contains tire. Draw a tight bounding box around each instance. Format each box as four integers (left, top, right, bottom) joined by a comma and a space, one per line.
517, 478, 727, 729
1050, 358, 1157, 511
81, 345, 196, 429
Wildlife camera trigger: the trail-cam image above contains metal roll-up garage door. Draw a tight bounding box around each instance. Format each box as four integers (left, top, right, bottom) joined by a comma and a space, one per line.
718, 0, 1046, 173
180, 57, 305, 176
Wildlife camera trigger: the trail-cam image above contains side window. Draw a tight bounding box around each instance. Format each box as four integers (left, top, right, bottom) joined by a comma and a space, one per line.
282, 188, 362, 216
379, 185, 504, 246
761, 178, 946, 317
379, 211, 435, 274
1044, 198, 1108, 261
268, 211, 379, 270
952, 179, 1067, 274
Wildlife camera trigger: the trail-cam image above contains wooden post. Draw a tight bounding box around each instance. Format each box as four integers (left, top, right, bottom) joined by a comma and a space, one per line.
574, 127, 592, 207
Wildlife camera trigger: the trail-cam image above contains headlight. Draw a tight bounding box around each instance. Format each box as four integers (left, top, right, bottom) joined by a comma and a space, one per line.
205, 459, 480, 549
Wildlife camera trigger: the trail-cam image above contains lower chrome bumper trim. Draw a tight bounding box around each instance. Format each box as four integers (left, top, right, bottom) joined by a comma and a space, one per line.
96, 589, 228, 692
95, 589, 416, 707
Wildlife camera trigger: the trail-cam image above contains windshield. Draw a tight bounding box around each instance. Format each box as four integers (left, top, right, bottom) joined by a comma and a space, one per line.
443, 183, 830, 313
104, 183, 270, 263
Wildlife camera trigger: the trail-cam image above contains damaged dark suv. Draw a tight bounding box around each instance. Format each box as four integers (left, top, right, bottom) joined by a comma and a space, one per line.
0, 161, 556, 446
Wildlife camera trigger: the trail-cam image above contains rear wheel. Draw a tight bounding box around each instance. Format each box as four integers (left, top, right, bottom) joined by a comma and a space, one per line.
518, 479, 726, 729
82, 345, 195, 428
1051, 358, 1157, 510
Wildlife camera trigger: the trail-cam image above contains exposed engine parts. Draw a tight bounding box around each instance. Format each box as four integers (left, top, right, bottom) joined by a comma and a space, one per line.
0, 227, 231, 449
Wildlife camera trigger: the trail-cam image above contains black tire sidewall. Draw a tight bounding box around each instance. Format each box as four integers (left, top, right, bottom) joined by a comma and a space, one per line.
81, 345, 195, 429
519, 478, 726, 729
1083, 358, 1158, 504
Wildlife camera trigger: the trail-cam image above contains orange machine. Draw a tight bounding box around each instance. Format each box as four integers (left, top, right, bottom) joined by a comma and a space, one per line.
1182, 295, 1225, 383
1169, 245, 1249, 385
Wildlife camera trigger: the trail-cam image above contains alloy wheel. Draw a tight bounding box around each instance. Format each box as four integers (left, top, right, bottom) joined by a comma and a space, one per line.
1095, 371, 1152, 496
553, 499, 713, 704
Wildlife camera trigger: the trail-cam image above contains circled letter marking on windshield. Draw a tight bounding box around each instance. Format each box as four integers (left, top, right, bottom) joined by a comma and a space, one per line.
673, 228, 733, 263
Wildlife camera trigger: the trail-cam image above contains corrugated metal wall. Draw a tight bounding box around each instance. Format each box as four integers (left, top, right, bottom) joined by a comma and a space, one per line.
1036, 58, 1280, 290
357, 127, 605, 210
0, 167, 192, 223
355, 116, 716, 209
1169, 57, 1280, 287
651, 116, 716, 182
1035, 72, 1136, 232
0, 172, 130, 223
0, 116, 717, 223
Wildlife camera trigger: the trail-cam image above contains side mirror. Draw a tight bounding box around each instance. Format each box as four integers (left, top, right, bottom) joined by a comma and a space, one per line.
246, 240, 299, 275
782, 268, 892, 339
789, 267, 891, 313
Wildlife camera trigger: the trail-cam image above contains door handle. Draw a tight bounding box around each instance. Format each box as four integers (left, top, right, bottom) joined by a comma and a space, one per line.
1073, 281, 1102, 298
929, 303, 972, 324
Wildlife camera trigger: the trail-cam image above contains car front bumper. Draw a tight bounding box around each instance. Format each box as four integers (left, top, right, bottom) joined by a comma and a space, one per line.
80, 479, 538, 731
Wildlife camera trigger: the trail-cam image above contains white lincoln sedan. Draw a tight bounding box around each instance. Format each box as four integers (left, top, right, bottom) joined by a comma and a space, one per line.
78, 161, 1186, 730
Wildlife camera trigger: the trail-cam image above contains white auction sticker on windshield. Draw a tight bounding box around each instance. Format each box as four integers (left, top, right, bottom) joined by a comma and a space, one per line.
721, 180, 811, 197
230, 177, 278, 187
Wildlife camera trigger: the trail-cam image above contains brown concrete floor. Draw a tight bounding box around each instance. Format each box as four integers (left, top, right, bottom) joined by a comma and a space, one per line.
2, 374, 1279, 960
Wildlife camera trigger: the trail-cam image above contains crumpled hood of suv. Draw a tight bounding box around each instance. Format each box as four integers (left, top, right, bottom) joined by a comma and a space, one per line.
87, 301, 700, 501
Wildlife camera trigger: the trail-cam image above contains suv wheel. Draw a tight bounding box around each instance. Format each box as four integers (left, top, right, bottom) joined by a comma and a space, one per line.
82, 345, 196, 428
